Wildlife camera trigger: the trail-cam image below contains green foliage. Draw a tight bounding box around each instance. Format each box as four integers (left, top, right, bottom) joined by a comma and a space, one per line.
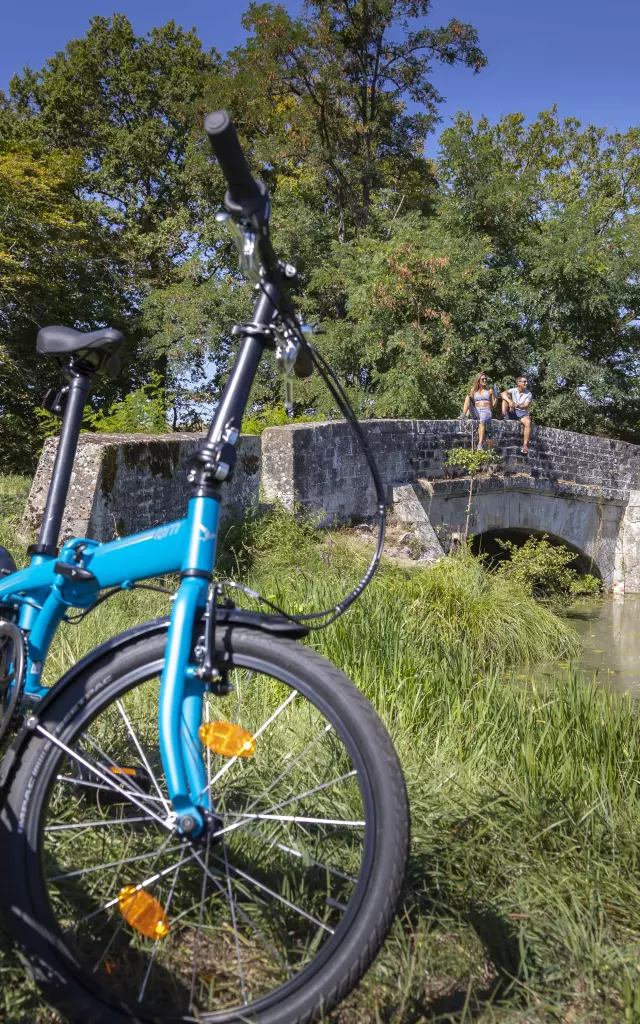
436, 110, 640, 438
5, 15, 220, 285
302, 109, 640, 434
0, 141, 136, 469
496, 533, 603, 599
0, 15, 221, 466
230, 0, 485, 238
3, 3, 640, 473
241, 405, 317, 435
444, 444, 501, 475
84, 374, 168, 435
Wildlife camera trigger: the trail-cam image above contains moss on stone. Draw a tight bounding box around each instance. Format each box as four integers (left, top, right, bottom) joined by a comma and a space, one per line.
100, 446, 118, 497
122, 440, 180, 480
241, 453, 260, 475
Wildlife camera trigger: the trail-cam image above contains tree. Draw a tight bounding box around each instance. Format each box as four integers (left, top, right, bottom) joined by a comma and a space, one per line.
141, 0, 487, 420
298, 212, 487, 418
5, 15, 221, 285
0, 15, 223, 451
227, 0, 486, 239
437, 110, 640, 437
0, 142, 135, 469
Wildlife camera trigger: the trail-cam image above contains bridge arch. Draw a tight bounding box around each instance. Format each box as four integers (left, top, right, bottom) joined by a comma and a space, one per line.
420, 478, 619, 587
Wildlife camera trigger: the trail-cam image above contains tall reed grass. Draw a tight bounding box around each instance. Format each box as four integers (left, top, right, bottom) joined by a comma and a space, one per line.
1, 490, 638, 1021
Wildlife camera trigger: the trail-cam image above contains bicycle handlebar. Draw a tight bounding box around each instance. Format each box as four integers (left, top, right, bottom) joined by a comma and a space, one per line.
204, 111, 262, 205
205, 110, 313, 380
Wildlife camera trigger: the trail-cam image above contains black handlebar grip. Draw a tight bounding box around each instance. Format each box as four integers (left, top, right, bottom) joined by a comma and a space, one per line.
204, 111, 261, 205
293, 344, 314, 379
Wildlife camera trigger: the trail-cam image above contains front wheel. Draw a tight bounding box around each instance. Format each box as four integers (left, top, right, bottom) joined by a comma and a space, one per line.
0, 627, 409, 1023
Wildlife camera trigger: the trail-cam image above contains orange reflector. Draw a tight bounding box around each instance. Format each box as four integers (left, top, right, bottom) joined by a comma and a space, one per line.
199, 721, 257, 758
118, 886, 170, 940
109, 766, 137, 776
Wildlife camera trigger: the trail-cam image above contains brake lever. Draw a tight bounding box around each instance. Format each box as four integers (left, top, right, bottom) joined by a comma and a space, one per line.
275, 330, 301, 412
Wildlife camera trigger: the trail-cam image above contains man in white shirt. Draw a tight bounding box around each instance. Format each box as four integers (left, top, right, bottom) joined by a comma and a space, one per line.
500, 376, 532, 455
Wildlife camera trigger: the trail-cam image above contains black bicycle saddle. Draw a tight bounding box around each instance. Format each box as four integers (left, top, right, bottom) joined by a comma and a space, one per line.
36, 325, 124, 356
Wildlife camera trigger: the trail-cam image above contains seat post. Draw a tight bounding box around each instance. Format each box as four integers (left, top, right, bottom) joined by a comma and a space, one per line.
36, 373, 93, 557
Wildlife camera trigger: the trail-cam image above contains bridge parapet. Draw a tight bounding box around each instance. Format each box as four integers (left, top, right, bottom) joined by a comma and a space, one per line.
261, 419, 640, 516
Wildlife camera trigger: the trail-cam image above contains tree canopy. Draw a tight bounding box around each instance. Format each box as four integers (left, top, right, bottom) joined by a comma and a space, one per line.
1, 2, 639, 470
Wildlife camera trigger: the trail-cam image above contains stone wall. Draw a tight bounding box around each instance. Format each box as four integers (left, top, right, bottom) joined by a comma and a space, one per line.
22, 418, 640, 591
22, 433, 261, 543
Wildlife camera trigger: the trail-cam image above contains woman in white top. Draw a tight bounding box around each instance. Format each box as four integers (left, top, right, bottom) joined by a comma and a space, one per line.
501, 375, 533, 454
462, 371, 496, 450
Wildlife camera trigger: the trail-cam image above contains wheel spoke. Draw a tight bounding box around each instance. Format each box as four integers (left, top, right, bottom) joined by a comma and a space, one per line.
138, 846, 187, 1003
223, 838, 248, 1005
238, 723, 333, 818
37, 725, 172, 830
212, 813, 365, 841
189, 835, 211, 1013
73, 851, 196, 927
92, 834, 175, 974
246, 770, 358, 818
80, 732, 164, 808
189, 850, 293, 978
55, 775, 166, 803
116, 699, 170, 814
48, 843, 184, 882
210, 853, 334, 935
45, 816, 153, 832
204, 689, 299, 793
242, 828, 357, 884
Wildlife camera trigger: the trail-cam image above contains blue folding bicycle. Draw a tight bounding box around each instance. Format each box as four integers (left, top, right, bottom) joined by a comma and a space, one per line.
0, 113, 409, 1023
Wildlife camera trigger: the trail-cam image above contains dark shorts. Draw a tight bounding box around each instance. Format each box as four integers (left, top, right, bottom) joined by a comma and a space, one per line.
505, 409, 531, 422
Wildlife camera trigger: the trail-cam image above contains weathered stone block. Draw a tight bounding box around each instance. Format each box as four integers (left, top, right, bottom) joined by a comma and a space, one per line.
22, 432, 260, 543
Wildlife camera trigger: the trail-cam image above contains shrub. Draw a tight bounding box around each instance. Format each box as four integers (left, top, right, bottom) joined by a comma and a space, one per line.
495, 533, 602, 599
84, 372, 168, 435
444, 445, 501, 474
241, 404, 316, 435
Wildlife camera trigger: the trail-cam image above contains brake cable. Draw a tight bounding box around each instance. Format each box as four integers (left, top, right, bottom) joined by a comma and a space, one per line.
220, 275, 387, 631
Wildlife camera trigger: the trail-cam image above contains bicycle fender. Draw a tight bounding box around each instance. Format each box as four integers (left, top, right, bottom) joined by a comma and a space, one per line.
1, 610, 308, 784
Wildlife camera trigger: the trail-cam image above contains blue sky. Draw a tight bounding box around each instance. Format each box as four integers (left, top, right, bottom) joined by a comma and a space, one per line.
1, 0, 638, 156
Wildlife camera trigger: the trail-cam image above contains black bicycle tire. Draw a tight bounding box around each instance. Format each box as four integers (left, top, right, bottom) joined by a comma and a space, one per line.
0, 626, 410, 1024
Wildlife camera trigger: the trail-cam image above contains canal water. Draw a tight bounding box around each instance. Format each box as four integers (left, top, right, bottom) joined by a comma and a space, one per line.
525, 596, 640, 697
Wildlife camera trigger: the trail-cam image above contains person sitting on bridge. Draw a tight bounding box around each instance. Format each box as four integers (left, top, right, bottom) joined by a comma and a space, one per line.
461, 371, 495, 450
501, 376, 533, 455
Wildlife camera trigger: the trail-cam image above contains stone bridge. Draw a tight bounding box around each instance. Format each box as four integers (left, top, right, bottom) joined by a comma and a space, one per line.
260, 419, 640, 592
22, 419, 640, 592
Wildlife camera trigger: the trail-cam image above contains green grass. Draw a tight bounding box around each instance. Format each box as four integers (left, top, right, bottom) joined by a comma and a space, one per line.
1, 489, 639, 1022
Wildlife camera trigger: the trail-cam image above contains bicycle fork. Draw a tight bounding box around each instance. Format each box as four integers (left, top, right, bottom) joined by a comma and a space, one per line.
159, 494, 220, 837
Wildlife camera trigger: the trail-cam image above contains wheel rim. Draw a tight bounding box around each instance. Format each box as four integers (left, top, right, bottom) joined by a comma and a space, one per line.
37, 653, 376, 1021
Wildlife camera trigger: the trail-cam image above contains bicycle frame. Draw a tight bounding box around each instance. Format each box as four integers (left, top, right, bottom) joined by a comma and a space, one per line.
3, 282, 281, 838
